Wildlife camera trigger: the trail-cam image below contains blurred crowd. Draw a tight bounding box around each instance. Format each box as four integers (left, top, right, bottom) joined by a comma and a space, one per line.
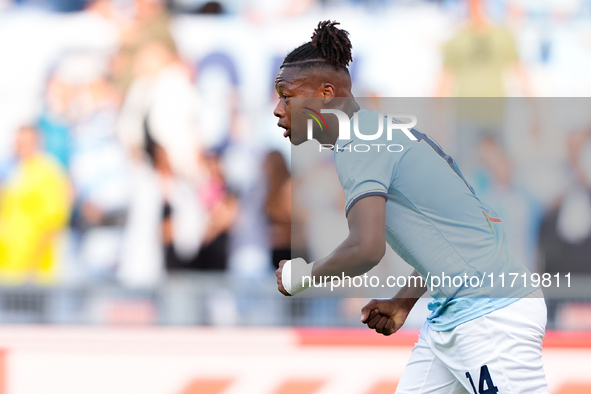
0, 0, 589, 295
0, 0, 247, 288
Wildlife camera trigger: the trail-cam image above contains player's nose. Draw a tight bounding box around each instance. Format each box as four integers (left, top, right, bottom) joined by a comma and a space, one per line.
273, 101, 284, 119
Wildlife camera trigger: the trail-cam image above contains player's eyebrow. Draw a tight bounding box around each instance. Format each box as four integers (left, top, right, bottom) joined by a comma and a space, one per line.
275, 81, 290, 92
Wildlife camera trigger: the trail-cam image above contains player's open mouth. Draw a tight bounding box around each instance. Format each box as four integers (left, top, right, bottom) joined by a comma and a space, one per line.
278, 124, 290, 138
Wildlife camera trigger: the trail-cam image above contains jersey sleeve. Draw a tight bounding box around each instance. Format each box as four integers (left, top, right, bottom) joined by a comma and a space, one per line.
341, 167, 389, 215
335, 114, 401, 215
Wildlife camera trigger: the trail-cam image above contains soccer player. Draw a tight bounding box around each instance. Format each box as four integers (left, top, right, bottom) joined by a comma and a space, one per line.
273, 21, 548, 393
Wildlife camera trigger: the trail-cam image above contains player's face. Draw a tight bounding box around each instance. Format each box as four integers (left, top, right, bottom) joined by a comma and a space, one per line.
273, 67, 323, 145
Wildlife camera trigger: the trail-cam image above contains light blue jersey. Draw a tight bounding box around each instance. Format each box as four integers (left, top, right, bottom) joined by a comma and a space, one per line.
334, 110, 536, 331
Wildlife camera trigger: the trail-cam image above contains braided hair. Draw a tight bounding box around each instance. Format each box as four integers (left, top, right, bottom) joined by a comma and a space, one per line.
281, 20, 352, 72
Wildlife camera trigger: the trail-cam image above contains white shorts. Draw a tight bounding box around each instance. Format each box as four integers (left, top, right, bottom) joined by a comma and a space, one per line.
396, 292, 548, 394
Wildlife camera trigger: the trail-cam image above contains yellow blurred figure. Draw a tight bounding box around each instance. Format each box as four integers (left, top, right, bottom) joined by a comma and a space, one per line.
0, 126, 70, 284
436, 0, 530, 99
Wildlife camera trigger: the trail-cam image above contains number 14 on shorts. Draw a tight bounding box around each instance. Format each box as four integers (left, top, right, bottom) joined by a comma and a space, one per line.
465, 365, 499, 394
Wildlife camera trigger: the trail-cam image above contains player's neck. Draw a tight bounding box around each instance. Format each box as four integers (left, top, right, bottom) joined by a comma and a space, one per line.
316, 98, 360, 145
343, 97, 360, 118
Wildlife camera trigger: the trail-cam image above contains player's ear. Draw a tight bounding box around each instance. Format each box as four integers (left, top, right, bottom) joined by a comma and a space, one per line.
321, 83, 336, 104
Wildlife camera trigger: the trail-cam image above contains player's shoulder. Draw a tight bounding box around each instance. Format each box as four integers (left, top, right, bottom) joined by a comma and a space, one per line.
335, 109, 419, 160
351, 109, 411, 144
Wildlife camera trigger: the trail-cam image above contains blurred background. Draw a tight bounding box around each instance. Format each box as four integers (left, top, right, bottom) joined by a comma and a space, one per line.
0, 0, 590, 393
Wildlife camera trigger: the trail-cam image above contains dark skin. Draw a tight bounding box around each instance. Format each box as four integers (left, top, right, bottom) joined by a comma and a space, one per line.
273, 65, 359, 145
273, 63, 427, 336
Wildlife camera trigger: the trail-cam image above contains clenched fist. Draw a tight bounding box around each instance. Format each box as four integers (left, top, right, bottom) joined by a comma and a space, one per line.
361, 298, 411, 336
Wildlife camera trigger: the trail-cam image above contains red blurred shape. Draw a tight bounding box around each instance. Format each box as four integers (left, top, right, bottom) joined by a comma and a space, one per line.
296, 328, 418, 347
104, 299, 157, 325
272, 379, 325, 394
543, 331, 591, 348
365, 380, 399, 394
555, 383, 591, 394
177, 378, 233, 394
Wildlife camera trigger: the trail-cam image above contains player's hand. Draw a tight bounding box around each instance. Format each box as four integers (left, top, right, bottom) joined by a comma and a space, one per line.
276, 260, 291, 296
360, 298, 410, 336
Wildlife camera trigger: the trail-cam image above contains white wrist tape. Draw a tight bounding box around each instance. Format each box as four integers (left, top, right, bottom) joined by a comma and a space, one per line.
281, 258, 314, 296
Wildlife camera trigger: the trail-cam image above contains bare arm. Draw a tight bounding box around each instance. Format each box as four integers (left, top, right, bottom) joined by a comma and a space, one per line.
389, 269, 427, 310
311, 195, 386, 278
276, 195, 386, 296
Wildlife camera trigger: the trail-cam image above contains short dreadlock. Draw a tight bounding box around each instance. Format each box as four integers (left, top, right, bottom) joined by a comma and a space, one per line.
281, 20, 352, 72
